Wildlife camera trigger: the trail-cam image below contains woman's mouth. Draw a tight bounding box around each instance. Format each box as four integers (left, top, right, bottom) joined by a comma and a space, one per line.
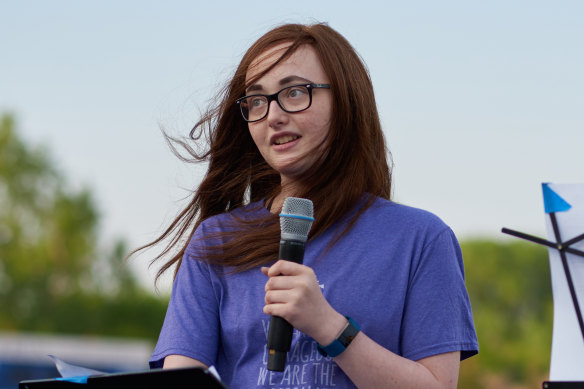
273, 135, 300, 145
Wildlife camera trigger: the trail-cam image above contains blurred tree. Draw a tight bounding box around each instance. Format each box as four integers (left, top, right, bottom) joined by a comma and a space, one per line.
0, 113, 167, 339
459, 239, 553, 388
0, 113, 97, 326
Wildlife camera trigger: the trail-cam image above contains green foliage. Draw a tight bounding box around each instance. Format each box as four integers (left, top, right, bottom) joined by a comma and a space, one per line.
459, 239, 553, 387
13, 291, 169, 342
1, 114, 97, 304
0, 113, 167, 341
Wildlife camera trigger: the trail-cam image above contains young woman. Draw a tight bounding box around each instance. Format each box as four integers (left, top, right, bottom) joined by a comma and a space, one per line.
143, 23, 478, 388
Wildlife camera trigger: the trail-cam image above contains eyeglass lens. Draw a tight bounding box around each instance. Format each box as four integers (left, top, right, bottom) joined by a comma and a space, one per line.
240, 85, 311, 122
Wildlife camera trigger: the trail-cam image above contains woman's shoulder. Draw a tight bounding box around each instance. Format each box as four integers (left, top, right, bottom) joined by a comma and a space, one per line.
352, 196, 455, 246
366, 196, 448, 228
184, 200, 269, 254
346, 196, 459, 256
199, 200, 270, 230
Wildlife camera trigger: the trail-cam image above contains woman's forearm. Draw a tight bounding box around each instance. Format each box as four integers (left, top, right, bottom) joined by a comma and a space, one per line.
333, 331, 460, 389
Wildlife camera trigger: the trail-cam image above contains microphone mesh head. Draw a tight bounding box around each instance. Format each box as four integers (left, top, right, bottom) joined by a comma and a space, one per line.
280, 197, 314, 242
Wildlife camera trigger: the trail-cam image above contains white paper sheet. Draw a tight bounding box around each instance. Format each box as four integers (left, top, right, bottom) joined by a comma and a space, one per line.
543, 183, 584, 380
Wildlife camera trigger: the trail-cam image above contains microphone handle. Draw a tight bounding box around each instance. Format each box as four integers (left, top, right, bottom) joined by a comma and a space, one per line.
267, 239, 305, 372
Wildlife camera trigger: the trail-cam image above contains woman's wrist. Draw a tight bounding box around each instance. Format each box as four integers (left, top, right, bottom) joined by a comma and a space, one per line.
311, 311, 348, 346
317, 316, 361, 358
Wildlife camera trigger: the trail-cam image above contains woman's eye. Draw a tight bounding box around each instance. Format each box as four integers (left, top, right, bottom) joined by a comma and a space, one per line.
287, 87, 306, 98
250, 98, 266, 108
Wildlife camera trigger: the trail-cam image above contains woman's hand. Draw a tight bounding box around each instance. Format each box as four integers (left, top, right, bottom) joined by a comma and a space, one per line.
261, 260, 347, 345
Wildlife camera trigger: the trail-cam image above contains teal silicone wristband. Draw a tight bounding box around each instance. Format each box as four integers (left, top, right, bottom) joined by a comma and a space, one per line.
317, 316, 360, 357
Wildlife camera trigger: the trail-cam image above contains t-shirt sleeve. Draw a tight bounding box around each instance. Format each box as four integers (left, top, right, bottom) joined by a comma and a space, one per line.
400, 227, 479, 361
149, 227, 220, 368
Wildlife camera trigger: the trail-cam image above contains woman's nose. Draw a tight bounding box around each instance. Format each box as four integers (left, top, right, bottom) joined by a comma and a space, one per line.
266, 99, 288, 127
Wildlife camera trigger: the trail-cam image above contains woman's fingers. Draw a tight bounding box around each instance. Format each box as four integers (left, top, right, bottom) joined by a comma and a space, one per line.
266, 259, 313, 277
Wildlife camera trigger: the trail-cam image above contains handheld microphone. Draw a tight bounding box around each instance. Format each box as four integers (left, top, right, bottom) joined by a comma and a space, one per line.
267, 197, 314, 372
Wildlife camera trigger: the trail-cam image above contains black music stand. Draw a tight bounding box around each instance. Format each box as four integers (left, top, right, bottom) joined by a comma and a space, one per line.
19, 366, 227, 389
542, 383, 584, 388
503, 183, 584, 389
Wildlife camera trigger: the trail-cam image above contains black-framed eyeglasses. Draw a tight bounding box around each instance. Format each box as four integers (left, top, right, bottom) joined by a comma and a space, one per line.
235, 83, 330, 122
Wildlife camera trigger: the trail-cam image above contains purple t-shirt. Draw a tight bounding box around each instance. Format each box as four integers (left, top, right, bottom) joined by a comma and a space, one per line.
150, 197, 478, 388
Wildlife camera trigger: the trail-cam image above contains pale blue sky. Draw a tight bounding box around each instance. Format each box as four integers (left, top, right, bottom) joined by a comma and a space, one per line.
1, 1, 583, 287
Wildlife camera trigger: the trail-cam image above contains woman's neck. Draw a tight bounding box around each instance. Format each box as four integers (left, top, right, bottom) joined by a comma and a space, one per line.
269, 179, 300, 213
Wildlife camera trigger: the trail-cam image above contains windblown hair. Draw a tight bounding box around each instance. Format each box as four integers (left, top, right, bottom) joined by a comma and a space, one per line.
132, 23, 392, 282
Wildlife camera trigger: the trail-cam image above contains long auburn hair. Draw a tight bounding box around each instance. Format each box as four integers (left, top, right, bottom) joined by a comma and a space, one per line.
132, 23, 392, 282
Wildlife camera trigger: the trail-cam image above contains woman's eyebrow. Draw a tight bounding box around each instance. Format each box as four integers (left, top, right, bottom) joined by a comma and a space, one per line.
279, 75, 312, 85
246, 75, 312, 94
